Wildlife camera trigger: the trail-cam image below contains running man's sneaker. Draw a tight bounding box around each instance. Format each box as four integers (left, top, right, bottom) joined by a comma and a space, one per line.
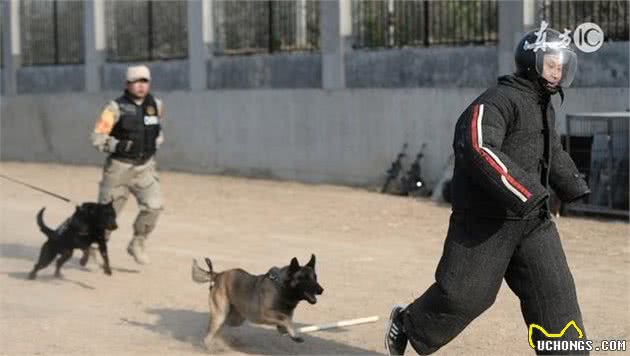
385, 304, 408, 355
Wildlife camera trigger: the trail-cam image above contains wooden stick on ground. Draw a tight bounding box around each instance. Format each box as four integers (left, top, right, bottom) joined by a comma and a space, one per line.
297, 316, 380, 333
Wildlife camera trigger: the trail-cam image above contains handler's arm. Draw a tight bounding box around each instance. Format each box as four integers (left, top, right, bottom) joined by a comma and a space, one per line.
155, 98, 165, 147
91, 101, 122, 153
456, 102, 549, 217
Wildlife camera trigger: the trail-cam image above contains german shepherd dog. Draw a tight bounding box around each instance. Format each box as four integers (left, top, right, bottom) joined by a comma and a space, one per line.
192, 254, 324, 347
29, 202, 117, 280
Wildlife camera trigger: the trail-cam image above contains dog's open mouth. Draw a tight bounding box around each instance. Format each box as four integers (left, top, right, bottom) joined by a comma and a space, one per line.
304, 292, 317, 304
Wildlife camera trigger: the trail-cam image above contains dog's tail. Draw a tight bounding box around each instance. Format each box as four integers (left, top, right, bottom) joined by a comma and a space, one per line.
36, 208, 56, 240
192, 258, 216, 284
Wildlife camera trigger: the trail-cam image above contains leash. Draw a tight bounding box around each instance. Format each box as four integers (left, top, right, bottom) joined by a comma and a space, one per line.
0, 173, 79, 206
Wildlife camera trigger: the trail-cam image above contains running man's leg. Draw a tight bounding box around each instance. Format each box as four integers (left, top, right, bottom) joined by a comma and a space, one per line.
402, 215, 524, 354
505, 217, 587, 355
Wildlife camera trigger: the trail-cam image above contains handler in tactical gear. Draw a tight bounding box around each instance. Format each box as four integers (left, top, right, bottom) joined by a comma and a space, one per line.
385, 22, 590, 355
91, 65, 164, 265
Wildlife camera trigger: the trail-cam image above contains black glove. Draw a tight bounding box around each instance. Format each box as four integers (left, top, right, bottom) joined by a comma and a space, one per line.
565, 188, 591, 204
552, 172, 590, 203
115, 139, 134, 154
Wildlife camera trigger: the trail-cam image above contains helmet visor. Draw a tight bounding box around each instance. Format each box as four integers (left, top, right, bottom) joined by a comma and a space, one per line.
535, 48, 577, 88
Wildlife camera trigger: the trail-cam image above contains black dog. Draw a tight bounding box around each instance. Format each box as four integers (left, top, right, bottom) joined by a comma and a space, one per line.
192, 254, 324, 347
29, 202, 117, 280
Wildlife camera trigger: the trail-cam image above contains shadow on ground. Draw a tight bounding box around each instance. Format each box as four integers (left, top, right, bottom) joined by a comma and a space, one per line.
121, 307, 383, 355
0, 243, 140, 274
2, 271, 96, 290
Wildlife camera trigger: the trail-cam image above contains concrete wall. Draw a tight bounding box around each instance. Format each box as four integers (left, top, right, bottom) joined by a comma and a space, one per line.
2, 87, 628, 187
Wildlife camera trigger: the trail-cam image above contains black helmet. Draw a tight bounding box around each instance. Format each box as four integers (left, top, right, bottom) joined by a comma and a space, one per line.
515, 21, 578, 90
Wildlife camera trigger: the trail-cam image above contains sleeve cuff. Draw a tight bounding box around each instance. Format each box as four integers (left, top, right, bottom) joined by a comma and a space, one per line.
514, 190, 550, 217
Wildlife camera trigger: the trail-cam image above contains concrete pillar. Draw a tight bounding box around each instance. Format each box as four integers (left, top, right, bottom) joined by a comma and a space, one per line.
523, 0, 538, 30
320, 0, 351, 90
203, 0, 214, 52
497, 0, 539, 76
2, 0, 21, 96
84, 0, 105, 93
188, 0, 210, 91
295, 0, 307, 48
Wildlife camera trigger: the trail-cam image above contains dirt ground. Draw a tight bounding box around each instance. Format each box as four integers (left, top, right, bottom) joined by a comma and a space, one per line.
0, 162, 628, 356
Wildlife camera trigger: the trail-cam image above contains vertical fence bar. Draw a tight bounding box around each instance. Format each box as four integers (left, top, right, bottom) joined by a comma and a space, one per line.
422, 0, 431, 47
268, 0, 273, 53
53, 0, 59, 64
607, 118, 614, 209
147, 0, 153, 60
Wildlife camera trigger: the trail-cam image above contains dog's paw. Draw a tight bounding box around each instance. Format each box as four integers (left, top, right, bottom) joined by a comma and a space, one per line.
276, 325, 288, 335
27, 272, 36, 280
104, 268, 113, 276
290, 336, 304, 343
54, 272, 63, 279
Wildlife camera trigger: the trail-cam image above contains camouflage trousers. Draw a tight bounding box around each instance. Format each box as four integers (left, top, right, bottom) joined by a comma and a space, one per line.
98, 156, 162, 240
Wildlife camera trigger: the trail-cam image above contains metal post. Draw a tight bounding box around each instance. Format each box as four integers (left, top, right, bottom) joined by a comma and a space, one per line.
147, 0, 153, 60
423, 0, 429, 46
53, 0, 59, 64
268, 0, 273, 53
607, 118, 614, 209
387, 0, 394, 47
566, 115, 572, 158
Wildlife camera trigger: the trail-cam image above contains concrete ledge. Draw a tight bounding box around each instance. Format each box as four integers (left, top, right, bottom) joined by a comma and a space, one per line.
345, 46, 498, 88
207, 53, 322, 89
17, 65, 85, 94
101, 60, 190, 91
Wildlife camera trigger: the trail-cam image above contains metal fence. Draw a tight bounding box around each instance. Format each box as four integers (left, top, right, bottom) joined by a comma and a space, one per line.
19, 0, 84, 66
353, 0, 498, 49
540, 0, 629, 41
214, 0, 320, 55
105, 0, 188, 62
565, 113, 629, 218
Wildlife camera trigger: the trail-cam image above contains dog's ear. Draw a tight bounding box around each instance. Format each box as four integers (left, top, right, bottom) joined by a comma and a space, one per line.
289, 257, 300, 273
306, 254, 316, 268
204, 258, 213, 272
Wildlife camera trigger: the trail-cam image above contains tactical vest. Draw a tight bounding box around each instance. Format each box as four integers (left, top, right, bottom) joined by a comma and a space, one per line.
110, 91, 161, 162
